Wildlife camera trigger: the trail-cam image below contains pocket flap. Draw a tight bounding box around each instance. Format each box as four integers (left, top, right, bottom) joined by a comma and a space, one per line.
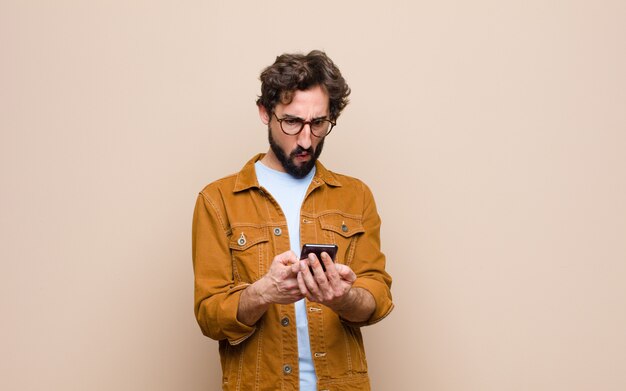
229, 226, 269, 251
319, 213, 364, 238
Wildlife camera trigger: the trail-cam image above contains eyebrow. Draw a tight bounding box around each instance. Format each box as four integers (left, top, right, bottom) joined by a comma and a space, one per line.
282, 114, 329, 120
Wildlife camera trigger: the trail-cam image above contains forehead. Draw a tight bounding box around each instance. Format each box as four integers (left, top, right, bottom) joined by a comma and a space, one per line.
277, 85, 329, 116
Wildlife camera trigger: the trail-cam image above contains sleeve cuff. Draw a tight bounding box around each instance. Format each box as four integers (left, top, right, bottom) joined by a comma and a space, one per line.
347, 278, 394, 327
218, 284, 257, 345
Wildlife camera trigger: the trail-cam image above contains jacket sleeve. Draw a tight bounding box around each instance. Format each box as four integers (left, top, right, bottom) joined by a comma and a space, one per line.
192, 191, 256, 345
347, 182, 394, 326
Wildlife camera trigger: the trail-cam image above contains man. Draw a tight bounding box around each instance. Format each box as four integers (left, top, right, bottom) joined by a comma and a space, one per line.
192, 50, 393, 391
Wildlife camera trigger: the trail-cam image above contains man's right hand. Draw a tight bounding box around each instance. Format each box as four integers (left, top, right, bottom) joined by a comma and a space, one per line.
256, 250, 304, 304
237, 251, 303, 326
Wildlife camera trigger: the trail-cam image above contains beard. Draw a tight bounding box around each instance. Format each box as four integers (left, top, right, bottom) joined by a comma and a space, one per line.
268, 127, 324, 179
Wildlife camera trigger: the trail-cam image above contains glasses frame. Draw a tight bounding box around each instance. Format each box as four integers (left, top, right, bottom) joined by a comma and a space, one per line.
272, 113, 336, 138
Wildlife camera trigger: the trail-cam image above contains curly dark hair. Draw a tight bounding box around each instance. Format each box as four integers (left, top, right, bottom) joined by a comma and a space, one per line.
256, 50, 351, 121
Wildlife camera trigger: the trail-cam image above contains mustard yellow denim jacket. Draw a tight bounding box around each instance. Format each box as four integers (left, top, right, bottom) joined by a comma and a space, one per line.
192, 154, 394, 391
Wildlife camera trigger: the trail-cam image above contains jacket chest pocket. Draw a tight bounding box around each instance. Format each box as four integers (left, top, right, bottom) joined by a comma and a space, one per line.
318, 213, 364, 266
228, 226, 269, 283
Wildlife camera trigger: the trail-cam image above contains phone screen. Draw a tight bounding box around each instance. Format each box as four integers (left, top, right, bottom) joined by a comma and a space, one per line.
300, 243, 338, 272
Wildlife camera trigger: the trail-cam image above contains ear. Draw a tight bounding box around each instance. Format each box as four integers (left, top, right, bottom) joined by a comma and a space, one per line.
258, 104, 270, 125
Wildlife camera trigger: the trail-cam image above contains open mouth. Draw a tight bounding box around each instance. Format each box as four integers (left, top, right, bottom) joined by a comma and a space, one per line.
295, 152, 310, 160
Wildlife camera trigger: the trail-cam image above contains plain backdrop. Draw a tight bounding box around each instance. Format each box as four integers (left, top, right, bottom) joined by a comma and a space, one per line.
1, 1, 625, 390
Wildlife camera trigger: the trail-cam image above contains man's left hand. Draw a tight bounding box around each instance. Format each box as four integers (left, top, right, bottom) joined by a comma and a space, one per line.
296, 252, 357, 311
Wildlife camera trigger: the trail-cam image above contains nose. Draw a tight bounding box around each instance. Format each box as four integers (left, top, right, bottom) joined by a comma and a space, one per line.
296, 123, 313, 150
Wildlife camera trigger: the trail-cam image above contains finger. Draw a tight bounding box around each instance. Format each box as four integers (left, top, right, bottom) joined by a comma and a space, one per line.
301, 259, 317, 282
281, 275, 304, 299
307, 254, 328, 281
276, 250, 298, 265
296, 272, 309, 297
283, 277, 301, 291
300, 259, 323, 299
291, 261, 301, 274
334, 264, 357, 283
300, 264, 321, 301
320, 252, 340, 285
320, 251, 335, 271
307, 254, 332, 296
307, 253, 326, 277
286, 250, 298, 264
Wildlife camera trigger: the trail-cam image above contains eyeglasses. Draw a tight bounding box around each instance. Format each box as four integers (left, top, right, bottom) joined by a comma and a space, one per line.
273, 113, 336, 137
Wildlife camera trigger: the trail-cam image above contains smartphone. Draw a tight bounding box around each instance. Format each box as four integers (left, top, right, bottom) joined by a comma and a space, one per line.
300, 243, 338, 272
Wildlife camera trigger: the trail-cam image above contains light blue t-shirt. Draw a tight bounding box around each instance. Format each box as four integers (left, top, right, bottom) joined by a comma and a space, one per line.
255, 161, 317, 390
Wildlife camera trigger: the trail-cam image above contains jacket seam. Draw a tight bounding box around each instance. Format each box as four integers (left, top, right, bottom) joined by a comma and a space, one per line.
305, 209, 363, 219
236, 343, 244, 391
200, 191, 229, 232
254, 323, 263, 390
342, 324, 353, 373
346, 235, 358, 267
319, 373, 369, 385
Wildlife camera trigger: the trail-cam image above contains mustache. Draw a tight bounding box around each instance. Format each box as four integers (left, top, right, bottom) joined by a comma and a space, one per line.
290, 145, 314, 157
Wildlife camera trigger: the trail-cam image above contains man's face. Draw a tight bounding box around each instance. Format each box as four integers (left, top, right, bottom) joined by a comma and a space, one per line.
259, 85, 329, 178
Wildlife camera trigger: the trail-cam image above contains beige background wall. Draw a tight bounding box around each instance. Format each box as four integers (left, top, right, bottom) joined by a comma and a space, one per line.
1, 1, 625, 390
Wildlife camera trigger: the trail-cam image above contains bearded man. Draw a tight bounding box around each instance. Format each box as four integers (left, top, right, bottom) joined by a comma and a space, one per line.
192, 50, 394, 391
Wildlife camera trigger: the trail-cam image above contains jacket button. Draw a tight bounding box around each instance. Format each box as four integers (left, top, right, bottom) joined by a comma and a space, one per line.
341, 224, 348, 232
273, 227, 282, 236
281, 317, 290, 327
283, 364, 292, 374
237, 233, 246, 246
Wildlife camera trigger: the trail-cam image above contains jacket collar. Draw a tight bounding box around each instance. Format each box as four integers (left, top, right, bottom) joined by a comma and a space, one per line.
233, 153, 342, 193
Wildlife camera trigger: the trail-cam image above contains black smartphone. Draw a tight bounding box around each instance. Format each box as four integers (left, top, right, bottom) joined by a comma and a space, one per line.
300, 243, 338, 272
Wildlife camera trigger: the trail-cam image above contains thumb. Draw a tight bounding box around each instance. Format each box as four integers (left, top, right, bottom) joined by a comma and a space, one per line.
291, 261, 302, 274
335, 264, 356, 283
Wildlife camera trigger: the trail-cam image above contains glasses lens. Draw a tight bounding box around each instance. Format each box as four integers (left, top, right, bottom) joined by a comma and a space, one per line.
280, 118, 303, 135
310, 119, 331, 137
